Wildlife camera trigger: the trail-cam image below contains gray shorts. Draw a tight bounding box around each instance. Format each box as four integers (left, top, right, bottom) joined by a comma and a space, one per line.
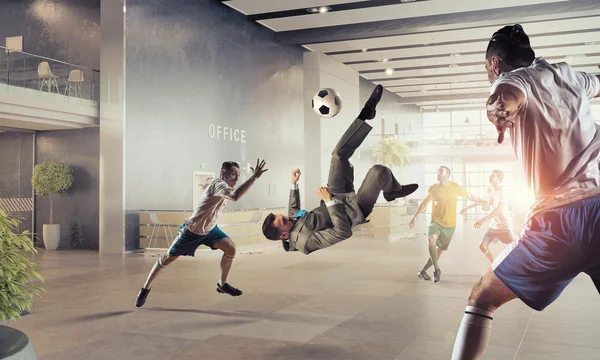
482, 228, 515, 244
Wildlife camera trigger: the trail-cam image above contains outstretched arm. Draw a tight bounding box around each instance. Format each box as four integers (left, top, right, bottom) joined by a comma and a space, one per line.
460, 202, 484, 215
409, 193, 432, 229
289, 169, 301, 216
221, 159, 267, 202
474, 202, 505, 229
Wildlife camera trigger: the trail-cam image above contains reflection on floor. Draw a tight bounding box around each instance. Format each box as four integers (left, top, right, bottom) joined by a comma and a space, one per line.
5, 219, 600, 360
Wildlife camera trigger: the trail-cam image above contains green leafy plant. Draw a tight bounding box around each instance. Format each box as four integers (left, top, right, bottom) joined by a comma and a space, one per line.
31, 161, 73, 224
372, 136, 411, 171
0, 209, 44, 321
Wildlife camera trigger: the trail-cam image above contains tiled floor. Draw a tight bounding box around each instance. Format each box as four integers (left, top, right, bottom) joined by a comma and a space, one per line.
5, 219, 600, 359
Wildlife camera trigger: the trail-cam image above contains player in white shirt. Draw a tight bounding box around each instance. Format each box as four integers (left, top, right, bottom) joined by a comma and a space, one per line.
451, 24, 600, 359
460, 170, 515, 264
135, 159, 267, 307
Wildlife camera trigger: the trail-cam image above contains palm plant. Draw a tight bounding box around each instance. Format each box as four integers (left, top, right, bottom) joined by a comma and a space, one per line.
372, 136, 411, 171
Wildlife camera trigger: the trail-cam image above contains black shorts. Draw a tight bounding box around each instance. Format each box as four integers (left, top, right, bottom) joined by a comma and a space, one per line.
167, 224, 228, 257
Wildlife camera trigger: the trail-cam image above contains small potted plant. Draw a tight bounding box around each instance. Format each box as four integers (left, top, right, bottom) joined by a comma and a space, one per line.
31, 161, 73, 250
0, 209, 44, 358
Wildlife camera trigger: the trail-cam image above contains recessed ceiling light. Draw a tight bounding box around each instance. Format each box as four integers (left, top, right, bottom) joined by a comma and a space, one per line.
385, 68, 395, 76
585, 42, 598, 45
376, 58, 389, 62
449, 64, 459, 68
361, 49, 368, 52
307, 7, 331, 13
400, 0, 417, 2
566, 54, 587, 59
450, 53, 461, 57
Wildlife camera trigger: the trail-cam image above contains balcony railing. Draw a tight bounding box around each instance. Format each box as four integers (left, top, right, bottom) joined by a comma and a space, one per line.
365, 129, 511, 150
0, 46, 99, 102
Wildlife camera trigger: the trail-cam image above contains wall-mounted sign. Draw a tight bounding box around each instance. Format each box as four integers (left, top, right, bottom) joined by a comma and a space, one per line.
208, 125, 246, 143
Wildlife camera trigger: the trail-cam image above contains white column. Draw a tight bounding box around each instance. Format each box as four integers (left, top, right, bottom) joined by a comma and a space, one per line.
303, 52, 360, 209
99, 0, 126, 254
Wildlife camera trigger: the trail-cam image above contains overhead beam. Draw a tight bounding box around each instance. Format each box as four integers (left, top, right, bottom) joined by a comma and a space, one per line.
330, 32, 600, 62
307, 16, 600, 53
274, 0, 600, 45
348, 44, 600, 72
263, 0, 567, 32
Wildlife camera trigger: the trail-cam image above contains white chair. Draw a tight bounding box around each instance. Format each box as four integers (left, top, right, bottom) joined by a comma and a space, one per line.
37, 61, 59, 93
147, 212, 174, 251
64, 69, 84, 98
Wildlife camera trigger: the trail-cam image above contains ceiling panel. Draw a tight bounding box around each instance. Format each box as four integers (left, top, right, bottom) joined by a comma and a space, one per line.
388, 81, 491, 93
224, 0, 600, 107
223, 0, 368, 15
258, 0, 566, 32
364, 63, 600, 81
329, 32, 600, 62
305, 16, 600, 52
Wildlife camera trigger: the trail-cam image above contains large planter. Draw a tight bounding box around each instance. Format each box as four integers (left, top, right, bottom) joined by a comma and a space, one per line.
0, 325, 37, 359
42, 224, 60, 250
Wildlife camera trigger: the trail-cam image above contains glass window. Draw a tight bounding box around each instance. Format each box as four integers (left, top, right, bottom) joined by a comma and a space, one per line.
423, 112, 451, 128
452, 110, 481, 126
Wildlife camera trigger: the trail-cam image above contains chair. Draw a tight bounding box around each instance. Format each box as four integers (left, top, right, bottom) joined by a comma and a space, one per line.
147, 212, 174, 251
64, 69, 84, 98
38, 61, 59, 93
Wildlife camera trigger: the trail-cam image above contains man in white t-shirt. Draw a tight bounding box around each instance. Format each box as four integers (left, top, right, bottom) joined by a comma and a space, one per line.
451, 24, 600, 359
135, 159, 267, 307
460, 170, 515, 264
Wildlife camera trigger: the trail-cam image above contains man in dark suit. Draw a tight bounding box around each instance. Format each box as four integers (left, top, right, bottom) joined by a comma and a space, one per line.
261, 85, 418, 254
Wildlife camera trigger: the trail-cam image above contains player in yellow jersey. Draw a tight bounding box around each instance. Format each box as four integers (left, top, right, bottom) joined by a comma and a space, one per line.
409, 166, 484, 283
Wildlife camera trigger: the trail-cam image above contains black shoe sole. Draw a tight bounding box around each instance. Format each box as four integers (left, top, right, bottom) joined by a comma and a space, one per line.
384, 184, 419, 201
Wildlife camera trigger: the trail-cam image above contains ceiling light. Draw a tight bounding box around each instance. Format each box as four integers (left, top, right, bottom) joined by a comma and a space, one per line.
449, 64, 459, 68
585, 42, 598, 45
376, 58, 389, 62
400, 0, 417, 2
566, 54, 587, 59
306, 7, 331, 13
361, 49, 368, 52
450, 53, 461, 57
385, 68, 395, 76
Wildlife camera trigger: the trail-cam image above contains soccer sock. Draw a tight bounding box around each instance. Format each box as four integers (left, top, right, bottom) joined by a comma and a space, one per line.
429, 245, 440, 271
421, 258, 433, 272
451, 306, 493, 360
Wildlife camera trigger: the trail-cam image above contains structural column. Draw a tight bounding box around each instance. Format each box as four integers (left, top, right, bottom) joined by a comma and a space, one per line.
99, 0, 126, 254
303, 52, 360, 209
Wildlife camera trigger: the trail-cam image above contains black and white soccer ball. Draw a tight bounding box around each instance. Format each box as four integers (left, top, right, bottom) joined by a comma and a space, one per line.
312, 88, 342, 118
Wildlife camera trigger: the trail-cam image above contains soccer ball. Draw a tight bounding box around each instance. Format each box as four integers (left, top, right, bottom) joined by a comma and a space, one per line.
312, 88, 342, 118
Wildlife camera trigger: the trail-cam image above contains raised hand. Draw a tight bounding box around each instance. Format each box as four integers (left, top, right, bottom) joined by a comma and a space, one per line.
474, 220, 483, 229
317, 187, 332, 202
291, 169, 301, 185
250, 158, 268, 179
486, 91, 518, 144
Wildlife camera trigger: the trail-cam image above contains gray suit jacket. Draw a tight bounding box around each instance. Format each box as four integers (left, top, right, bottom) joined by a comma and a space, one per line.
283, 188, 367, 254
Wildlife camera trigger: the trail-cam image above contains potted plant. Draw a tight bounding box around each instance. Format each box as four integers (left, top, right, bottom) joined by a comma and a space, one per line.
0, 209, 43, 358
31, 161, 73, 250
372, 136, 411, 171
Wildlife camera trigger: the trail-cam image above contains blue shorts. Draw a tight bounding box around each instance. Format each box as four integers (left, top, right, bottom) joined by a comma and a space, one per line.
482, 228, 515, 244
167, 224, 229, 257
492, 196, 600, 311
